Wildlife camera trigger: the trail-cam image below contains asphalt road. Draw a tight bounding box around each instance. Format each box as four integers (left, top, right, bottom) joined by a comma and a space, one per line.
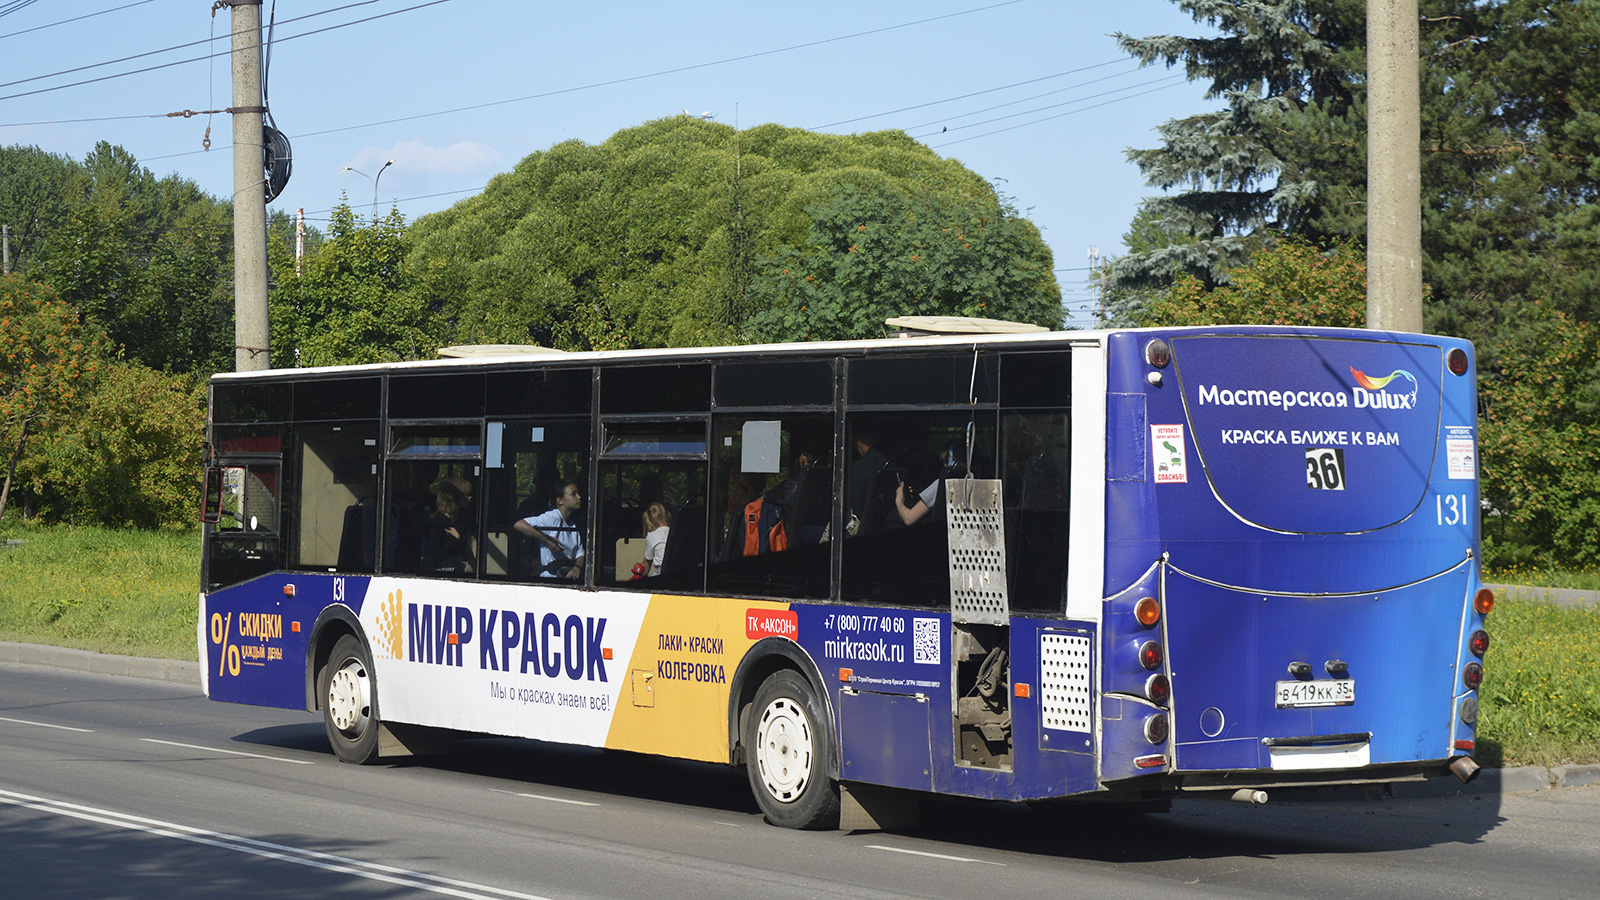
3, 662, 1598, 900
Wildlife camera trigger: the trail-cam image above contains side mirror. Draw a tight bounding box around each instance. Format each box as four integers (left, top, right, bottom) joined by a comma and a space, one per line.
201, 466, 224, 524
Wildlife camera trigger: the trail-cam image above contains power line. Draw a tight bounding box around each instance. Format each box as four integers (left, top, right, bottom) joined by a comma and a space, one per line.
807, 57, 1136, 131
898, 64, 1147, 133
1, 0, 1031, 142
912, 74, 1185, 140
0, 0, 382, 91
0, 0, 154, 41
257, 0, 1035, 142
0, 0, 45, 20
931, 78, 1188, 149
0, 0, 448, 102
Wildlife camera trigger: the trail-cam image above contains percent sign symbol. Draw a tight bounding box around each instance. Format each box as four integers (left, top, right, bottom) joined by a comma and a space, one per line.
212, 611, 241, 677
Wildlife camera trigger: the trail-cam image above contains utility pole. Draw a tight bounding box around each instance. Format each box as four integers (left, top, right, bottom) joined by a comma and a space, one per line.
295, 208, 304, 277
1087, 246, 1103, 325
2, 224, 10, 274
231, 0, 270, 371
1367, 0, 1423, 333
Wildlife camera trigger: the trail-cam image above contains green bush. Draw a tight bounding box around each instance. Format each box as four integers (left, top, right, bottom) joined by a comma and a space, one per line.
20, 361, 205, 528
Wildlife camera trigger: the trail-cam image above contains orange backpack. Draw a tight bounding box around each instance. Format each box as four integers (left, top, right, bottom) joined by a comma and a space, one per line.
742, 497, 788, 556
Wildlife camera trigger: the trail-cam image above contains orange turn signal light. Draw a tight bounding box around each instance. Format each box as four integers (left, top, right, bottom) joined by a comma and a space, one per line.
838, 667, 853, 682
1014, 683, 1031, 699
1134, 596, 1160, 627
1474, 588, 1495, 616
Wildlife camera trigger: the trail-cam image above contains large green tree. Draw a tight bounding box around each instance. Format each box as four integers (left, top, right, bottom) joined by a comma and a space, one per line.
18, 142, 235, 373
0, 146, 84, 270
1105, 0, 1366, 303
0, 275, 105, 523
409, 117, 1061, 350
745, 183, 1060, 342
269, 202, 440, 367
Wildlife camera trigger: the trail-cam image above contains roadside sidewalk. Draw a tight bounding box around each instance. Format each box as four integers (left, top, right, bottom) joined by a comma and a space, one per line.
4, 638, 1596, 800
0, 640, 197, 686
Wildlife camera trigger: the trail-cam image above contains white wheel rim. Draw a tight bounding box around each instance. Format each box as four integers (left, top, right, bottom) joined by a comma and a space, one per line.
755, 696, 812, 803
327, 658, 371, 736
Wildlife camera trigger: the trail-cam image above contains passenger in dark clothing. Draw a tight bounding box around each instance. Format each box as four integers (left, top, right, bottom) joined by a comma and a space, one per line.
425, 481, 474, 573
847, 431, 893, 535
769, 448, 829, 545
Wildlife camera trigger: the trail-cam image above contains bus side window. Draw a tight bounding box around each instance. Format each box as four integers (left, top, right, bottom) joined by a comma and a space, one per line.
481, 419, 590, 584
288, 423, 379, 572
596, 422, 708, 593
1002, 411, 1071, 613
841, 411, 996, 606
705, 415, 834, 600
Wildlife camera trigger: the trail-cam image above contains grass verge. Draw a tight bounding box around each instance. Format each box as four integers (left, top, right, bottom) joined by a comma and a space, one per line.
0, 522, 199, 661
2, 523, 1596, 766
1486, 563, 1600, 592
1476, 597, 1600, 768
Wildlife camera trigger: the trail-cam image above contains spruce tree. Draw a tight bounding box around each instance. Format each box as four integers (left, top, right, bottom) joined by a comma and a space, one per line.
1105, 0, 1366, 313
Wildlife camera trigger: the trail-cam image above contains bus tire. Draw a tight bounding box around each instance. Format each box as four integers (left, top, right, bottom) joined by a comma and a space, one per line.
745, 669, 839, 829
320, 634, 380, 764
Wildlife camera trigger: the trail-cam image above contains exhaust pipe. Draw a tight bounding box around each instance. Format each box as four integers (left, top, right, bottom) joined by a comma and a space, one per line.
1230, 789, 1269, 804
1450, 756, 1481, 784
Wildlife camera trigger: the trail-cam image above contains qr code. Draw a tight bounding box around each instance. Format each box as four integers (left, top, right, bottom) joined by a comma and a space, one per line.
913, 617, 941, 665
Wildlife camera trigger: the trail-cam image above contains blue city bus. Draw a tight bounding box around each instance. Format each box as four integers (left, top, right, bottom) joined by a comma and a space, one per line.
199, 321, 1490, 828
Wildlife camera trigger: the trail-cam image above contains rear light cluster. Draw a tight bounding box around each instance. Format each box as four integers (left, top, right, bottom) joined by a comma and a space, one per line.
1469, 630, 1490, 656
1145, 673, 1171, 705
1464, 588, 1493, 692
1143, 714, 1169, 744
1134, 596, 1169, 745
1139, 641, 1163, 671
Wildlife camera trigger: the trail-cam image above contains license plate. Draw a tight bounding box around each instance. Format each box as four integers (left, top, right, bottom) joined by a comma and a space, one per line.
1275, 679, 1355, 708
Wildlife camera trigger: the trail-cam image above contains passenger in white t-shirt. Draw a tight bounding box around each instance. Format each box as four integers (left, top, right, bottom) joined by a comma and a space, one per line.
513, 482, 585, 580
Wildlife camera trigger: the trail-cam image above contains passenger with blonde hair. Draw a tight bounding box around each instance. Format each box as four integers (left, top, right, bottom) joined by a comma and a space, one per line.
641, 502, 671, 577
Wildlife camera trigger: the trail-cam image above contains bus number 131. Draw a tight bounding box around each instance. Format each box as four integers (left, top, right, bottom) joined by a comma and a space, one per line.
1437, 493, 1472, 526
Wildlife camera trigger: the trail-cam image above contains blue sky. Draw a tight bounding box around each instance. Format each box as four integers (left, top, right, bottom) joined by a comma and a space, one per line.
0, 0, 1217, 326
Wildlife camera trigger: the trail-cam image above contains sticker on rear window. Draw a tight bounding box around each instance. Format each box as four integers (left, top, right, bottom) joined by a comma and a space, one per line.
1152, 424, 1187, 484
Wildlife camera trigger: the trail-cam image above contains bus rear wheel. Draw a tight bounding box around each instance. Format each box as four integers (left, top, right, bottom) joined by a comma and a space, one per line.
320, 634, 380, 764
745, 670, 839, 829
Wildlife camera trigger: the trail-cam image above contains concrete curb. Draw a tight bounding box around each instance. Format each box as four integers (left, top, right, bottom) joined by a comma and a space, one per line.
1486, 583, 1598, 608
0, 640, 199, 687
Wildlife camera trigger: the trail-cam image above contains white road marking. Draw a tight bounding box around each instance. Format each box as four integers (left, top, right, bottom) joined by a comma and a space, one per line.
0, 715, 94, 733
138, 738, 316, 765
867, 844, 1006, 866
0, 788, 557, 900
489, 788, 599, 807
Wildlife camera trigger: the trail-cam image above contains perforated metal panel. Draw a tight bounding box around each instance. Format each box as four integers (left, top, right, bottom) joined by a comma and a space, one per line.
1040, 631, 1094, 734
946, 478, 1009, 625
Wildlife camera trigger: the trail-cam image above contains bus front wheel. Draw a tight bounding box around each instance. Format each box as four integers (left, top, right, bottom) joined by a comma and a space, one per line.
745, 670, 839, 829
320, 634, 380, 764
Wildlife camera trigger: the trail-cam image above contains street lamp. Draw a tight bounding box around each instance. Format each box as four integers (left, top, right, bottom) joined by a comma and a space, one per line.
339, 159, 395, 220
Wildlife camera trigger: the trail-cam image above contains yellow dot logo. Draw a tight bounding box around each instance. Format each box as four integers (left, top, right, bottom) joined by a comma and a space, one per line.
375, 589, 404, 660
